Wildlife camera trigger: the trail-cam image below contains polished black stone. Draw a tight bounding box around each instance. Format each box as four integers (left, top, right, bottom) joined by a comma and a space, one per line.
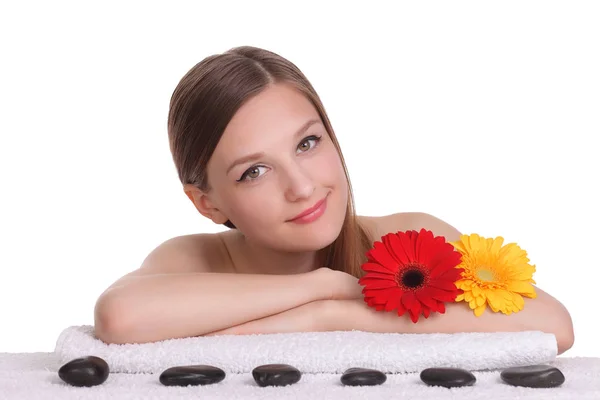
58, 356, 109, 387
341, 367, 387, 386
501, 364, 565, 388
159, 365, 226, 386
420, 367, 476, 388
252, 364, 302, 387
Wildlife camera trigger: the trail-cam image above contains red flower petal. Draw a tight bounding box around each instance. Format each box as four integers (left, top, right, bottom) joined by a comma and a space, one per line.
429, 251, 462, 279
408, 301, 422, 323
359, 279, 398, 290
415, 287, 439, 310
384, 289, 404, 312
380, 234, 402, 265
382, 233, 410, 264
398, 232, 416, 262
423, 306, 431, 318
415, 229, 434, 264
436, 267, 464, 281
396, 301, 407, 316
361, 262, 397, 275
427, 286, 459, 302
414, 231, 422, 261
424, 230, 441, 266
437, 302, 446, 314
428, 279, 459, 292
367, 242, 401, 272
365, 297, 380, 307
363, 288, 396, 302
361, 229, 463, 322
358, 271, 395, 281
401, 291, 416, 310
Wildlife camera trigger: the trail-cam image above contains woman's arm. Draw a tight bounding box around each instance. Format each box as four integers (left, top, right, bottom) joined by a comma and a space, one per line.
206, 287, 574, 355
328, 286, 574, 355
208, 212, 575, 355
94, 236, 347, 345
376, 212, 575, 354
204, 300, 326, 336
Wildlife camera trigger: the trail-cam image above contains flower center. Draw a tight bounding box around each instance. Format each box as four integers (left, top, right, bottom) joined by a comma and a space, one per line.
476, 268, 495, 281
401, 268, 425, 288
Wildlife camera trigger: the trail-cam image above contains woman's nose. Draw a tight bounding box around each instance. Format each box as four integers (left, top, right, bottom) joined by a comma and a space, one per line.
283, 163, 315, 202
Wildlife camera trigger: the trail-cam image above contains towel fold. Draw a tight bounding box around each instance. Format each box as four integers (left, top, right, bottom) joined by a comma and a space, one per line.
54, 325, 557, 374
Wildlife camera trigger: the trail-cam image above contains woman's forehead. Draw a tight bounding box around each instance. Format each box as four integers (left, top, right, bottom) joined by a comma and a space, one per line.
213, 88, 322, 165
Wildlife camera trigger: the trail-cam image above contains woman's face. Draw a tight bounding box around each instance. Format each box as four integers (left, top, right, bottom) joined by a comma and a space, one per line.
205, 83, 348, 252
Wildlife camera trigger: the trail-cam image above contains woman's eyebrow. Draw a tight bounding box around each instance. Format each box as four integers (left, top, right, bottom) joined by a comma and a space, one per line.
225, 118, 322, 174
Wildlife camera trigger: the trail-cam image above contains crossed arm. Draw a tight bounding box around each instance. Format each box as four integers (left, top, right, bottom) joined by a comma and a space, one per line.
205, 286, 574, 354
205, 212, 575, 355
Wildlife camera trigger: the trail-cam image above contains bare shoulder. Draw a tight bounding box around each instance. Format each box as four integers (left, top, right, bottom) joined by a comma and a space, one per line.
362, 212, 462, 242
104, 232, 233, 291
140, 232, 233, 274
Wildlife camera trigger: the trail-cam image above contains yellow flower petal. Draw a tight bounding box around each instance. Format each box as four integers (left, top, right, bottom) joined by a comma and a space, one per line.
452, 233, 536, 315
475, 295, 486, 307
451, 240, 467, 253
468, 233, 484, 250
506, 280, 536, 296
524, 290, 537, 299
498, 289, 514, 300
487, 291, 507, 312
460, 279, 474, 287
489, 237, 504, 255
511, 293, 525, 310
507, 265, 536, 280
464, 291, 474, 302
474, 304, 486, 317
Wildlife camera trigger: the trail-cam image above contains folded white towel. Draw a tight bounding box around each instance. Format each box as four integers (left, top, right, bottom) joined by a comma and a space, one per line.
54, 325, 557, 374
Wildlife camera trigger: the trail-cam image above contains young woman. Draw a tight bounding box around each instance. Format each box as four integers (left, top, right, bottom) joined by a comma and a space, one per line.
94, 46, 574, 354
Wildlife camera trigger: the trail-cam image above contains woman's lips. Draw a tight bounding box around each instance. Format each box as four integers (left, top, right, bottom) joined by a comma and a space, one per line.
288, 195, 328, 224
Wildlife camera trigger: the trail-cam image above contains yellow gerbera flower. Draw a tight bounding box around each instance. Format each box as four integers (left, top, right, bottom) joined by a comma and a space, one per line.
451, 233, 537, 317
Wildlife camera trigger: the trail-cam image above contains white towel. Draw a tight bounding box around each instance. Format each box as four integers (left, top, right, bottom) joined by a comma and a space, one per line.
5, 352, 600, 400
54, 325, 557, 374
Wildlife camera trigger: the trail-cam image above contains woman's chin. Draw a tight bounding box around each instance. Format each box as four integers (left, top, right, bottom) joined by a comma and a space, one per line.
287, 216, 343, 248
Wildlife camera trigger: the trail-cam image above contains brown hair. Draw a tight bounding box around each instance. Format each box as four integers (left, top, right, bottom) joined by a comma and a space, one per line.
167, 45, 373, 278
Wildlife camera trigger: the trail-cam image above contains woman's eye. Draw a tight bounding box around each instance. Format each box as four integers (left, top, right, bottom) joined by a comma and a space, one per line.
238, 165, 267, 182
237, 135, 323, 183
297, 135, 321, 153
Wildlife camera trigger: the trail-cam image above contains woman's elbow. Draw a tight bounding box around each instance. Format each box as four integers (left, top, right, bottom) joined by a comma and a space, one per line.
557, 330, 574, 355
534, 289, 575, 355
94, 290, 131, 344
555, 310, 575, 355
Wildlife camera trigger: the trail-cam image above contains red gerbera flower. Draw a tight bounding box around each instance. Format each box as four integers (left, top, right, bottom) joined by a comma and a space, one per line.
358, 228, 464, 323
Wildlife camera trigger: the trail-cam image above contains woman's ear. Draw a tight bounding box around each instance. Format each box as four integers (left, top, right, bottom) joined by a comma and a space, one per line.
183, 184, 229, 225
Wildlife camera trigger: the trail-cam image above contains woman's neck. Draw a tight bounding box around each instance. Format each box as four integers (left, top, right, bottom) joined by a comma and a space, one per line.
230, 230, 330, 275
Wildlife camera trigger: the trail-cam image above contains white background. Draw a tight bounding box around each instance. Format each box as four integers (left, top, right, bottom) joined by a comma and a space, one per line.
1, 1, 598, 356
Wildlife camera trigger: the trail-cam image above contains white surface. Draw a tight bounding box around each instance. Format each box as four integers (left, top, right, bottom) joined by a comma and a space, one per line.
1, 1, 598, 356
1, 352, 599, 399
54, 325, 558, 374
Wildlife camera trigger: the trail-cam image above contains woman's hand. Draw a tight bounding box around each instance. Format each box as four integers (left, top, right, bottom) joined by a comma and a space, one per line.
312, 267, 364, 300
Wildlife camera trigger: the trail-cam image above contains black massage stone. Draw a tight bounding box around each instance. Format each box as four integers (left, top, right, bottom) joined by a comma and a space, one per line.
341, 367, 387, 386
500, 364, 565, 388
420, 367, 476, 388
58, 356, 109, 387
252, 364, 302, 387
159, 365, 226, 386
